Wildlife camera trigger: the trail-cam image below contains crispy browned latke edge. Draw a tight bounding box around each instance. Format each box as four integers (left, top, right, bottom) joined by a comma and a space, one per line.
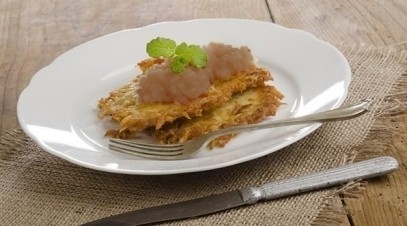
98, 66, 272, 136
152, 85, 284, 148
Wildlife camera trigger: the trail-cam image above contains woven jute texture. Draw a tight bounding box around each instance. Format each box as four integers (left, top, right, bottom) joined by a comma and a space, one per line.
1, 43, 406, 226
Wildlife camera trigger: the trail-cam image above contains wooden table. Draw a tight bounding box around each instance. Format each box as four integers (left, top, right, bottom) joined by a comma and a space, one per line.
1, 1, 406, 225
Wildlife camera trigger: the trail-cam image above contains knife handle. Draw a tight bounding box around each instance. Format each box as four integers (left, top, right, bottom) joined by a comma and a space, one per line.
240, 156, 399, 204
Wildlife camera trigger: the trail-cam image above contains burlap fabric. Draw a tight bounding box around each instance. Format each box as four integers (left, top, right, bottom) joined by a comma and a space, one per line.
1, 44, 406, 226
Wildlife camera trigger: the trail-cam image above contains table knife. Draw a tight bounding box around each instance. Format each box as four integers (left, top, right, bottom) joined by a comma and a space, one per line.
82, 156, 399, 226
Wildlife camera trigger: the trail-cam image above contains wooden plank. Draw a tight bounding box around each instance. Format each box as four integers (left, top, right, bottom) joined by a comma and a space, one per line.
0, 0, 271, 136
343, 116, 407, 226
266, 1, 407, 225
267, 0, 407, 45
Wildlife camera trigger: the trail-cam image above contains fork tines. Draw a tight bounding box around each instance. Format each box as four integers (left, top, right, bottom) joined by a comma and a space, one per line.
109, 138, 184, 158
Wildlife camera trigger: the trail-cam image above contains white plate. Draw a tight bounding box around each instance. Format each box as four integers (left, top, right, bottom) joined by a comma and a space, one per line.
17, 19, 351, 175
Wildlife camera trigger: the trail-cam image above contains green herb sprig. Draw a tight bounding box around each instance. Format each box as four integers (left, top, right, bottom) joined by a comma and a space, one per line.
146, 37, 208, 74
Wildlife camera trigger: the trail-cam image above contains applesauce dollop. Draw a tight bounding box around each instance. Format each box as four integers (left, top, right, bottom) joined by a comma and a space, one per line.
138, 43, 255, 104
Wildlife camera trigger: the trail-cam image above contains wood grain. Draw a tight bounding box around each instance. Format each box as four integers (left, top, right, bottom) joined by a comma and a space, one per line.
344, 115, 407, 226
267, 0, 407, 225
0, 1, 406, 225
267, 0, 407, 45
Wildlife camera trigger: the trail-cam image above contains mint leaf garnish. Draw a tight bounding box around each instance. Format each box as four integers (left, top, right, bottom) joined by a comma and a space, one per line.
146, 37, 176, 58
175, 42, 193, 63
188, 45, 207, 68
171, 56, 187, 74
146, 37, 208, 74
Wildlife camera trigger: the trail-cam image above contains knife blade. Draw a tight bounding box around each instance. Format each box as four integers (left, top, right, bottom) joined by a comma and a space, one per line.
82, 156, 399, 226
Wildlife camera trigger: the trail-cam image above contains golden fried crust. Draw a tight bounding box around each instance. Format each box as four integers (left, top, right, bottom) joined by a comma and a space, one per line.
98, 66, 272, 136
153, 85, 284, 148
137, 58, 164, 73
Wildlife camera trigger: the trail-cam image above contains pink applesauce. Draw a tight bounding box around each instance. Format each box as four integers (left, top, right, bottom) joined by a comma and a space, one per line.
138, 43, 255, 104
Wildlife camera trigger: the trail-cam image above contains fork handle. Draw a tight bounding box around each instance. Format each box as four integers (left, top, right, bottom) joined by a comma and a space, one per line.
209, 99, 372, 140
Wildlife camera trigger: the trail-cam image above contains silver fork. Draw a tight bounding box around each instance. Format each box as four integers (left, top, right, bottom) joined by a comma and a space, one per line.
109, 99, 373, 160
